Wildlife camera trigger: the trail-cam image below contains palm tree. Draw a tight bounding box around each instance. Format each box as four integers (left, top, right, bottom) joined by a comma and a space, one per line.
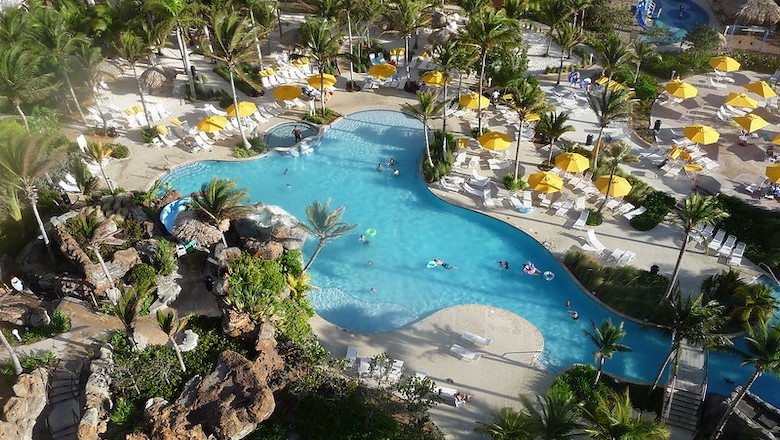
69, 210, 125, 307
537, 111, 575, 162
503, 79, 551, 185
502, 0, 542, 20
0, 133, 68, 260
384, 0, 431, 68
651, 292, 728, 390
568, 0, 592, 29
0, 8, 29, 45
474, 407, 536, 440
457, 0, 490, 16
297, 18, 343, 115
595, 142, 637, 214
401, 90, 446, 167
520, 387, 582, 439
596, 35, 634, 82
711, 322, 780, 440
114, 30, 155, 130
107, 285, 149, 350
156, 310, 189, 372
191, 177, 252, 247
631, 40, 659, 82
539, 0, 572, 56
732, 284, 780, 328
76, 44, 113, 134
202, 12, 262, 149
350, 0, 387, 64
83, 141, 114, 191
461, 8, 520, 134
583, 390, 670, 440
0, 331, 22, 376
0, 44, 59, 132
430, 41, 468, 156
664, 193, 729, 299
298, 199, 357, 271
586, 87, 633, 169
553, 22, 584, 86
584, 319, 631, 385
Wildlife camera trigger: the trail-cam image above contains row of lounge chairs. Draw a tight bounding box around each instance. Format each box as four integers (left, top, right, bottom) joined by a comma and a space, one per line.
580, 229, 637, 264
691, 225, 746, 265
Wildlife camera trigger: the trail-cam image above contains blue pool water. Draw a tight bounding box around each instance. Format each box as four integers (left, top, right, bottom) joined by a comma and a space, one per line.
264, 121, 318, 148
653, 0, 709, 41
163, 110, 779, 407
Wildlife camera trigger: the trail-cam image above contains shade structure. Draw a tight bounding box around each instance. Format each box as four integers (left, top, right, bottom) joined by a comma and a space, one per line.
683, 124, 720, 145
595, 175, 632, 197
733, 113, 769, 133
307, 73, 337, 89
743, 81, 777, 98
196, 115, 228, 133
527, 171, 564, 193
226, 101, 258, 118
368, 63, 397, 79
665, 80, 698, 99
420, 70, 451, 87
766, 164, 780, 183
273, 85, 303, 101
708, 56, 741, 72
478, 132, 512, 151
683, 163, 704, 172
524, 113, 541, 122
772, 134, 780, 145
140, 66, 175, 89
554, 152, 590, 173
459, 93, 490, 109
724, 92, 758, 109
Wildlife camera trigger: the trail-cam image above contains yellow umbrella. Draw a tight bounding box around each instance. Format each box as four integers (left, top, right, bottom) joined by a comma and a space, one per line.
420, 70, 451, 87
665, 80, 698, 99
273, 85, 303, 101
771, 134, 780, 145
478, 132, 512, 151
743, 81, 777, 99
554, 152, 590, 173
368, 63, 397, 79
733, 113, 769, 133
527, 171, 563, 193
226, 101, 258, 118
683, 124, 720, 145
524, 113, 541, 122
155, 125, 169, 135
683, 163, 704, 172
708, 56, 741, 72
595, 175, 632, 197
459, 93, 490, 110
196, 115, 228, 133
766, 164, 780, 183
724, 92, 758, 109
307, 73, 337, 89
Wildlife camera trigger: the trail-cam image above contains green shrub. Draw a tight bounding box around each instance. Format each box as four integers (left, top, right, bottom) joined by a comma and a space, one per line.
304, 113, 325, 124
422, 130, 455, 183
21, 311, 71, 343
276, 298, 315, 345
296, 392, 404, 440
2, 351, 57, 386
731, 51, 780, 74
137, 291, 157, 317
503, 173, 527, 191
182, 316, 253, 377
624, 181, 675, 231
234, 136, 266, 158
219, 94, 234, 109
470, 126, 490, 139
154, 239, 176, 276
716, 194, 780, 274
586, 208, 603, 226
109, 397, 138, 427
109, 143, 130, 159
140, 127, 158, 144
225, 253, 286, 319
246, 417, 287, 440
126, 263, 158, 293
551, 365, 610, 411
278, 249, 304, 276
212, 64, 262, 97
685, 25, 721, 52
110, 332, 183, 402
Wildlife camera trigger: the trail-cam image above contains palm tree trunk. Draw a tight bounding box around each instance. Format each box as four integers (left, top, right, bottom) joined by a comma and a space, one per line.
0, 331, 22, 376
665, 231, 691, 298
130, 63, 153, 129
597, 166, 617, 213
478, 48, 487, 135
347, 12, 354, 88
548, 140, 556, 162
319, 68, 326, 115
228, 71, 251, 149
26, 188, 54, 260
89, 87, 109, 134
634, 63, 641, 82
423, 120, 434, 167
303, 240, 326, 271
92, 246, 114, 288
98, 163, 113, 192
593, 126, 605, 169
652, 348, 676, 390
249, 10, 264, 70
512, 121, 524, 184
594, 356, 605, 384
441, 82, 448, 158
15, 103, 30, 132
711, 370, 762, 440
556, 53, 565, 86
63, 72, 87, 124
169, 335, 187, 372
176, 27, 197, 98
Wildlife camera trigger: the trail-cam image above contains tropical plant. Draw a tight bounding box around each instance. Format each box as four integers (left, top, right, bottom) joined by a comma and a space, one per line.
0, 330, 22, 376
583, 390, 670, 440
156, 310, 189, 372
297, 18, 343, 115
460, 8, 520, 134
502, 0, 542, 19
596, 35, 634, 83
539, 0, 573, 56
520, 387, 582, 439
430, 40, 469, 156
732, 284, 780, 328
475, 406, 536, 440
583, 319, 631, 384
0, 44, 59, 132
68, 209, 125, 307
457, 0, 490, 16
75, 44, 114, 134
0, 133, 68, 259
711, 322, 780, 439
552, 22, 584, 86
586, 87, 633, 169
113, 30, 155, 129
106, 285, 150, 350
631, 40, 659, 82
202, 12, 262, 148
401, 90, 446, 167
503, 79, 550, 185
538, 111, 575, 162
286, 271, 315, 302
595, 142, 637, 214
384, 0, 431, 66
190, 177, 252, 246
664, 193, 729, 299
83, 141, 114, 191
298, 199, 357, 271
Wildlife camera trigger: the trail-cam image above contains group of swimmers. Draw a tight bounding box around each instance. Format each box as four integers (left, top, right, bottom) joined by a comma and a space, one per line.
565, 300, 579, 320
376, 157, 400, 176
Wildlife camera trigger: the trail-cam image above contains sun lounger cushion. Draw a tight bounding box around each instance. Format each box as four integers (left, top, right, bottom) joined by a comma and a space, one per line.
450, 344, 482, 361
462, 332, 492, 346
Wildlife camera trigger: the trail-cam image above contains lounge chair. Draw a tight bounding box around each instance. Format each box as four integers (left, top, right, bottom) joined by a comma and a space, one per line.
508, 193, 523, 210
482, 189, 496, 209
574, 195, 586, 211
618, 250, 636, 264
623, 206, 647, 220
357, 358, 371, 378
450, 344, 482, 361
487, 158, 507, 170
462, 182, 483, 198
470, 169, 491, 188
539, 193, 556, 209
554, 199, 574, 217
345, 346, 358, 368
607, 248, 626, 262
718, 235, 737, 257
462, 332, 492, 346
572, 209, 588, 230
582, 229, 606, 254
729, 242, 746, 266
58, 180, 81, 193
707, 230, 726, 252
522, 191, 533, 210
438, 178, 461, 192
616, 202, 636, 215
203, 103, 227, 116
692, 224, 715, 245
453, 152, 467, 169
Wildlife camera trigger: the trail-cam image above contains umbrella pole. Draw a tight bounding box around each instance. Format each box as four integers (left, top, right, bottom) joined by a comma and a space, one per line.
513, 121, 524, 184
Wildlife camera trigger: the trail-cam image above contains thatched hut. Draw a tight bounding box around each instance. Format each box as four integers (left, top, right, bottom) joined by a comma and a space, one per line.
714, 0, 780, 26
140, 66, 178, 93
172, 210, 223, 247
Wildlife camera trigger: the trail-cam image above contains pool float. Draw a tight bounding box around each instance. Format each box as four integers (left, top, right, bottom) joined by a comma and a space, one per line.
523, 263, 540, 275
365, 228, 377, 237
426, 260, 438, 269
543, 271, 555, 281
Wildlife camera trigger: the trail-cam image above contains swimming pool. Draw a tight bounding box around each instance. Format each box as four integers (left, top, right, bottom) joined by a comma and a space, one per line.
163, 110, 778, 407
264, 121, 318, 148
653, 0, 709, 42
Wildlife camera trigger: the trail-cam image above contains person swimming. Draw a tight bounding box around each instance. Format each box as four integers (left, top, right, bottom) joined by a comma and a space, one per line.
523, 263, 539, 275
393, 169, 400, 176
433, 259, 455, 269
568, 310, 579, 320
387, 157, 396, 167
376, 163, 383, 171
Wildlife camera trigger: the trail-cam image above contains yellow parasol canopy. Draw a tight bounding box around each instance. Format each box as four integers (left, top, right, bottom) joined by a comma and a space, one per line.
527, 171, 564, 193
420, 70, 451, 87
683, 163, 704, 172
771, 134, 780, 145
308, 73, 337, 89
724, 92, 758, 109
459, 93, 490, 109
273, 85, 303, 101
733, 113, 769, 133
196, 115, 228, 133
155, 125, 169, 135
665, 80, 698, 99
524, 112, 541, 122
709, 56, 741, 72
554, 152, 590, 173
743, 81, 777, 99
766, 164, 780, 183
478, 132, 512, 151
683, 124, 720, 145
368, 63, 397, 79
226, 101, 258, 118
595, 175, 632, 197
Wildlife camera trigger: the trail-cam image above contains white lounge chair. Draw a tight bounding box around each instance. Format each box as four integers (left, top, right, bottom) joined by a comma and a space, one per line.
357, 358, 371, 378
554, 199, 574, 217
623, 206, 647, 220
707, 230, 726, 252
729, 242, 746, 266
345, 346, 358, 368
453, 152, 467, 169
461, 332, 492, 346
718, 235, 737, 257
509, 193, 523, 210
522, 191, 534, 211
58, 180, 81, 193
572, 210, 588, 230
607, 248, 626, 262
583, 229, 606, 254
618, 250, 636, 264
692, 224, 715, 245
439, 178, 460, 192
450, 344, 482, 361
203, 103, 227, 116
470, 169, 491, 188
462, 182, 483, 198
482, 189, 496, 209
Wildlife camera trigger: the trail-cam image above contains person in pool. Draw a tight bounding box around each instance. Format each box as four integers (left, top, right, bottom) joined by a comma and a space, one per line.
376, 163, 383, 171
568, 310, 579, 320
523, 263, 539, 274
387, 157, 396, 167
433, 259, 455, 269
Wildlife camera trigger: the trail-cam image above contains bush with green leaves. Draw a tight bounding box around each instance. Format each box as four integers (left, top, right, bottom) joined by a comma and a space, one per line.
125, 263, 157, 293
551, 365, 610, 411
715, 194, 780, 274
225, 253, 286, 319
182, 316, 253, 377
422, 130, 455, 183
154, 239, 176, 276
212, 64, 262, 97
234, 137, 266, 158
684, 24, 721, 52
502, 173, 527, 191
109, 143, 130, 159
278, 249, 304, 276
1, 351, 57, 387
627, 190, 675, 231
586, 208, 603, 226
731, 50, 780, 74
304, 113, 325, 125
140, 127, 158, 144
21, 311, 71, 343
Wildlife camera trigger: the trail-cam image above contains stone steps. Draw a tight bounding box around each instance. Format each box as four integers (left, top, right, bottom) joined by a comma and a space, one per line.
47, 365, 82, 440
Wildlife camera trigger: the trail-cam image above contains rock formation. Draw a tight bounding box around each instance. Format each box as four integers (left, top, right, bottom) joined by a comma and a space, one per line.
78, 345, 115, 440
0, 368, 50, 440
233, 204, 307, 251
0, 293, 51, 327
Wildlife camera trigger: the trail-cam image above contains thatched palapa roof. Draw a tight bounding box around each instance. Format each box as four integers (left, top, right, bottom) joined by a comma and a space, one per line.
140, 66, 178, 89
172, 210, 222, 246
715, 0, 780, 26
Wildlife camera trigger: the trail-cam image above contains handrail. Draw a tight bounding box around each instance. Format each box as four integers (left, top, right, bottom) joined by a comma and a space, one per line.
758, 262, 780, 285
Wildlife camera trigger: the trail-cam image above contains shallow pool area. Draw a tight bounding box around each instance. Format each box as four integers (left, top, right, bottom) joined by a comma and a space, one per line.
264, 121, 318, 148
653, 0, 710, 41
163, 110, 779, 408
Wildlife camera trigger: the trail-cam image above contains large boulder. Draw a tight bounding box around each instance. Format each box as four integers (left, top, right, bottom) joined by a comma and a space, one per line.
52, 222, 92, 268
222, 309, 257, 339
0, 294, 50, 327
233, 204, 307, 251
244, 238, 284, 261
0, 368, 49, 440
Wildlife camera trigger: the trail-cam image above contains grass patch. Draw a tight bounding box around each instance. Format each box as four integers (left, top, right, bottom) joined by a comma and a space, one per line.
21, 311, 71, 344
